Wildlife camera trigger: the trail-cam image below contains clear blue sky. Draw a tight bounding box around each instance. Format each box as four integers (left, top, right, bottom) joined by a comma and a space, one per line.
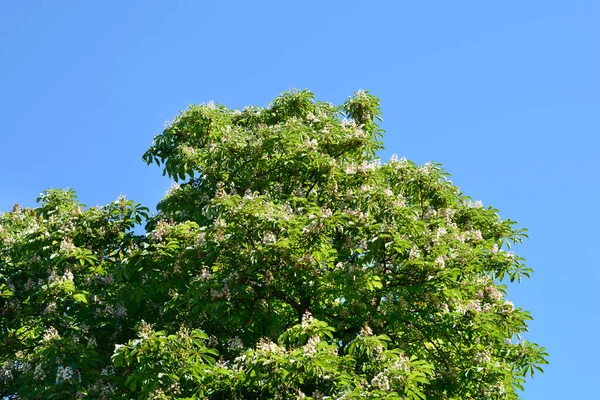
1, 1, 598, 397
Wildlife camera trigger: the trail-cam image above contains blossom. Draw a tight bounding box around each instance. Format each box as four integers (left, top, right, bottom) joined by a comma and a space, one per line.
503, 300, 514, 312
344, 164, 357, 175
467, 300, 482, 313
409, 246, 420, 260
256, 339, 284, 355
62, 269, 74, 282
263, 232, 277, 244
227, 337, 244, 351
371, 372, 391, 391
435, 255, 446, 268
301, 311, 314, 329
474, 350, 491, 364
43, 326, 60, 341
60, 238, 76, 254
311, 390, 324, 400
43, 301, 57, 315
305, 138, 318, 150
33, 363, 46, 381
485, 285, 503, 301
360, 325, 373, 337
139, 321, 153, 339
56, 366, 74, 383
303, 336, 320, 356
468, 200, 484, 208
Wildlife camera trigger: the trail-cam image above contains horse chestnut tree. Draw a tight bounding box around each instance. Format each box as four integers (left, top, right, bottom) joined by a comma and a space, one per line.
0, 90, 547, 399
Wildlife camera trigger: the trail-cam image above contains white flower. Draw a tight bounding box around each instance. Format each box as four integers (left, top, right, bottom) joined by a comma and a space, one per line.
43, 302, 57, 315
55, 366, 74, 383
303, 336, 320, 356
207, 335, 219, 347
467, 300, 482, 313
60, 238, 76, 254
139, 321, 153, 339
301, 311, 314, 329
311, 390, 324, 400
484, 286, 503, 301
344, 164, 357, 175
409, 246, 420, 260
435, 255, 445, 268
43, 326, 60, 341
62, 269, 74, 282
360, 325, 373, 337
371, 372, 391, 391
503, 300, 514, 312
473, 350, 491, 365
263, 232, 277, 244
468, 200, 484, 208
227, 337, 244, 351
200, 269, 212, 280
33, 363, 46, 381
114, 303, 127, 318
305, 138, 318, 150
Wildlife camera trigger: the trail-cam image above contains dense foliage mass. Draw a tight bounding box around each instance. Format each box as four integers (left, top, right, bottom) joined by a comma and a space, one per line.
0, 90, 547, 399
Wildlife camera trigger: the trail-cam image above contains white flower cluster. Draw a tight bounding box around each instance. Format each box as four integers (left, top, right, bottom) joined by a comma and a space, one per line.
303, 336, 321, 357
360, 325, 373, 337
60, 238, 76, 254
484, 285, 503, 301
139, 321, 153, 339
358, 159, 380, 173
43, 301, 57, 315
305, 138, 318, 150
301, 311, 314, 329
104, 303, 127, 318
56, 365, 74, 383
409, 246, 420, 260
435, 255, 446, 268
371, 372, 391, 391
210, 284, 231, 300
165, 182, 180, 198
43, 326, 60, 341
302, 216, 324, 234
473, 350, 492, 365
262, 232, 277, 244
227, 337, 244, 351
63, 269, 74, 282
147, 220, 172, 242
256, 339, 285, 356
503, 300, 514, 312
33, 363, 46, 381
468, 200, 484, 208
206, 335, 219, 348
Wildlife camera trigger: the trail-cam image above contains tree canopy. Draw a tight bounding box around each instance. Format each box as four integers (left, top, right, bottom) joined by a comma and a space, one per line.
0, 89, 548, 399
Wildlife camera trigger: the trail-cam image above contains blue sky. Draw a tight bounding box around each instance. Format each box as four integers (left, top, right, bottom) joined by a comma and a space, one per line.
1, 1, 598, 397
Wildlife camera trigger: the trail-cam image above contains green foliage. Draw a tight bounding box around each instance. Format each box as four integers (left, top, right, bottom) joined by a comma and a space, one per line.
1, 89, 547, 399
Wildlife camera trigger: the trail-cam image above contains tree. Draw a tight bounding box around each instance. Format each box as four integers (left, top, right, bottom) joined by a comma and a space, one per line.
0, 89, 547, 399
